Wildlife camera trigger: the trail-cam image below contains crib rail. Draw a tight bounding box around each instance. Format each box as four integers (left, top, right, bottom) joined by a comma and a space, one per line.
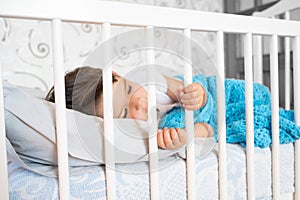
184, 28, 196, 199
1, 0, 300, 36
1, 0, 300, 199
51, 19, 70, 200
284, 12, 291, 110
146, 26, 160, 200
244, 33, 255, 200
101, 22, 116, 200
216, 30, 227, 200
270, 34, 281, 199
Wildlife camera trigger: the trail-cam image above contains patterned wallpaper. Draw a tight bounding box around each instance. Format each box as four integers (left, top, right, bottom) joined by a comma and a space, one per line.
0, 0, 222, 91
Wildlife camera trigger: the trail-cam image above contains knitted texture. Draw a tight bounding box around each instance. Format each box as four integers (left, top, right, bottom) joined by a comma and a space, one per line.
159, 75, 300, 148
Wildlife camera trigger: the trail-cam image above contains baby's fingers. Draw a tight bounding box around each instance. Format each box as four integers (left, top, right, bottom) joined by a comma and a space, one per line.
180, 83, 206, 110
184, 83, 200, 93
157, 129, 166, 149
182, 103, 202, 111
163, 128, 175, 149
158, 128, 187, 150
176, 128, 187, 144
170, 128, 181, 147
181, 97, 202, 108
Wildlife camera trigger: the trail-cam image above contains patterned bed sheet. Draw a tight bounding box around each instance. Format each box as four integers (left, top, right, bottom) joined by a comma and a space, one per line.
8, 143, 294, 200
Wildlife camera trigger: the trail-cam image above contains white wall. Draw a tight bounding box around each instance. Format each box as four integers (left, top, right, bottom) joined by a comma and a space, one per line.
0, 0, 222, 91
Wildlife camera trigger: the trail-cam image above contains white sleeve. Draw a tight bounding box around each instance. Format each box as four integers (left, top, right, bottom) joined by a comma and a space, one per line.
155, 73, 168, 93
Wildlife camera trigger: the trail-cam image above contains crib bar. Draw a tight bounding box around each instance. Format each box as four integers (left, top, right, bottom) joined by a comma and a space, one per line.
244, 33, 255, 200
102, 22, 116, 200
0, 57, 9, 200
216, 31, 227, 200
253, 35, 263, 84
284, 12, 291, 110
270, 34, 280, 199
51, 19, 70, 200
1, 0, 300, 36
146, 26, 159, 200
184, 28, 196, 200
296, 142, 300, 200
293, 35, 300, 200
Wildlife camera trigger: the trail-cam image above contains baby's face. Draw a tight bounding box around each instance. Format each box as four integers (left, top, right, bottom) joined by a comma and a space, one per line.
112, 77, 148, 121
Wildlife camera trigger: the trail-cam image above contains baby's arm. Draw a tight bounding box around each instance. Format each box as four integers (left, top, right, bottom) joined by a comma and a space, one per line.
164, 76, 207, 110
157, 122, 213, 150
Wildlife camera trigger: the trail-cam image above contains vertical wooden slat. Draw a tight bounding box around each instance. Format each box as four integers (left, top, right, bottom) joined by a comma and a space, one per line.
0, 57, 9, 200
102, 22, 116, 200
293, 35, 300, 200
253, 35, 263, 84
244, 33, 255, 200
51, 18, 70, 200
184, 28, 195, 200
284, 12, 291, 110
270, 34, 280, 199
146, 26, 159, 200
216, 30, 227, 200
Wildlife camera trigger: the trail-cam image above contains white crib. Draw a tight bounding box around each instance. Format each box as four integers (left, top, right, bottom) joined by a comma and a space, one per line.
0, 0, 300, 199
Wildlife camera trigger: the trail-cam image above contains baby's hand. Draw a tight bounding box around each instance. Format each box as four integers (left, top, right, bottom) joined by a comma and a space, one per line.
178, 82, 206, 110
157, 127, 187, 150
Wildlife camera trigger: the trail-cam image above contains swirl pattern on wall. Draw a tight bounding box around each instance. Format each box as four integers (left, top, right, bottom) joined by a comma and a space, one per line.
0, 0, 222, 90
0, 18, 11, 43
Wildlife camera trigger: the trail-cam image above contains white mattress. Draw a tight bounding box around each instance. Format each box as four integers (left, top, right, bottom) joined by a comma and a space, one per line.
8, 143, 295, 199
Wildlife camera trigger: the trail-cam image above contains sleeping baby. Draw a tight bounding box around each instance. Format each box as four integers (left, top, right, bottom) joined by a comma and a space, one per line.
46, 66, 300, 149
45, 66, 213, 150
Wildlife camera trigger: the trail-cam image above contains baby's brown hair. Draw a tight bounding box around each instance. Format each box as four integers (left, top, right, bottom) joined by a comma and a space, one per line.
45, 66, 118, 116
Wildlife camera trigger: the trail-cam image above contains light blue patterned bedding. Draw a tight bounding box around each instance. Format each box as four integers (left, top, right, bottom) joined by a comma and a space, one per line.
8, 143, 295, 200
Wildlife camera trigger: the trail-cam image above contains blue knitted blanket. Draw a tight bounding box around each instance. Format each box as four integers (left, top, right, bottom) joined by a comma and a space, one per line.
159, 75, 300, 148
